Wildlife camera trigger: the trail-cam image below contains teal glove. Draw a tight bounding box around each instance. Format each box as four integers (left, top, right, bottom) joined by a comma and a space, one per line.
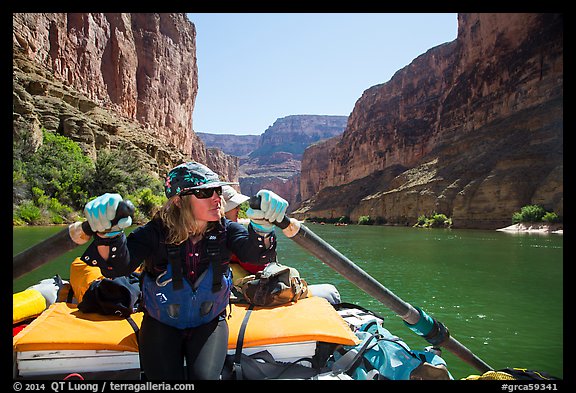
84, 193, 132, 236
246, 190, 288, 234
249, 219, 274, 234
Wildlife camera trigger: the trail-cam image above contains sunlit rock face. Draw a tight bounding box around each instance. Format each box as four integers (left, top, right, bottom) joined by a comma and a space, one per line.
12, 13, 241, 181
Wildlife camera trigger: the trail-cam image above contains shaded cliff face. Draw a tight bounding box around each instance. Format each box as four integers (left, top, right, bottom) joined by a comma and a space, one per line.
299, 135, 342, 201
296, 13, 563, 229
12, 13, 239, 182
13, 13, 205, 162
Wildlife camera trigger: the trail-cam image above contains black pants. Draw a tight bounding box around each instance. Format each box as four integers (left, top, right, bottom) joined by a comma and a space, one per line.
139, 313, 229, 380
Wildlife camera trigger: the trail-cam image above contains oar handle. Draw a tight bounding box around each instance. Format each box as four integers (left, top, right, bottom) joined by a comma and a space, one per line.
249, 195, 291, 229
81, 200, 136, 235
13, 200, 135, 280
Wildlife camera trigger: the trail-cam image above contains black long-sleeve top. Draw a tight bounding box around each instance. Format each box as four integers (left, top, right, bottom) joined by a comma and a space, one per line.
80, 217, 276, 281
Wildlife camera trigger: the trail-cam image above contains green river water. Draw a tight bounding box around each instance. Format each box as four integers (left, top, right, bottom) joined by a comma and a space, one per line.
13, 224, 563, 380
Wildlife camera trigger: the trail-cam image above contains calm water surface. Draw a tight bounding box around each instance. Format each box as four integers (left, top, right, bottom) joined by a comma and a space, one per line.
13, 224, 563, 379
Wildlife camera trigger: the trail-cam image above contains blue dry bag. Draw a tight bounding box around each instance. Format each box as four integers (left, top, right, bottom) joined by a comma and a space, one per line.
328, 319, 452, 380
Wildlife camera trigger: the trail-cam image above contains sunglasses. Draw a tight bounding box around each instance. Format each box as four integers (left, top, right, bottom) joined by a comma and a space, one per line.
181, 186, 223, 199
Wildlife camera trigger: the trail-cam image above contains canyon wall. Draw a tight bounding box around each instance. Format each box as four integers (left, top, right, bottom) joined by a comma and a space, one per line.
200, 115, 347, 210
295, 13, 563, 229
13, 13, 562, 228
13, 13, 237, 181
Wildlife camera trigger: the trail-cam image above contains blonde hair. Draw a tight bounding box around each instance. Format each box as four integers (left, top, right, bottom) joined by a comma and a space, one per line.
159, 194, 225, 245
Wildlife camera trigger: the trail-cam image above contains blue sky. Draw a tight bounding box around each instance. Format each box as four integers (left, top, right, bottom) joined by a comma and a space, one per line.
187, 13, 458, 135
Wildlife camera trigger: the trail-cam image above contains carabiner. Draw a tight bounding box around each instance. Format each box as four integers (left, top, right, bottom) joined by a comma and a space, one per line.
156, 270, 173, 287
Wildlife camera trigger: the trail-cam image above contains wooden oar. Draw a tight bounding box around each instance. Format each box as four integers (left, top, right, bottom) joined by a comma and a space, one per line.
13, 201, 134, 280
250, 196, 493, 374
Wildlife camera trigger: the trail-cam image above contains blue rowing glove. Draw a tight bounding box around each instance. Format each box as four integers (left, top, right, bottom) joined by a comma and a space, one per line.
84, 193, 132, 236
246, 190, 288, 234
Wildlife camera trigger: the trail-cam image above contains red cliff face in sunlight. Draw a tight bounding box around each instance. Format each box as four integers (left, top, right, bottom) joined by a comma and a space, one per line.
13, 13, 239, 181
13, 13, 204, 159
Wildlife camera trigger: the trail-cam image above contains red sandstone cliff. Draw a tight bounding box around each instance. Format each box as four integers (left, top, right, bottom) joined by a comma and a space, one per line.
12, 13, 238, 181
295, 13, 563, 229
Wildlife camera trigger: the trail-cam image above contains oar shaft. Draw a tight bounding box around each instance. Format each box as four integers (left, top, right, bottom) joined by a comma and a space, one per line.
13, 225, 83, 279
249, 196, 493, 373
292, 223, 420, 323
281, 216, 493, 373
13, 201, 135, 280
443, 335, 493, 373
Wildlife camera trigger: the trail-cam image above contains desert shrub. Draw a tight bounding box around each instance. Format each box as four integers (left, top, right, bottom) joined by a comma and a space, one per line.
542, 212, 561, 223
512, 205, 547, 223
358, 215, 373, 225
414, 212, 452, 228
22, 129, 93, 209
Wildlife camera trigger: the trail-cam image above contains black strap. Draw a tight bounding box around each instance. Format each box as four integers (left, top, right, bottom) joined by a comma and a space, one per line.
233, 304, 255, 380
126, 315, 143, 377
66, 285, 75, 303
166, 245, 183, 290
125, 315, 140, 345
331, 333, 377, 375
166, 226, 224, 292
206, 234, 222, 292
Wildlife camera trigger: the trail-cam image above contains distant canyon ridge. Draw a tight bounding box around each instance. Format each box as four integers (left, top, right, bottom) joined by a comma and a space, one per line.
13, 13, 562, 229
198, 114, 348, 211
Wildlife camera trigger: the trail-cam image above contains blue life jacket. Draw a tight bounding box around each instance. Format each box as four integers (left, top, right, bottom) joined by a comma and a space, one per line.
142, 232, 232, 329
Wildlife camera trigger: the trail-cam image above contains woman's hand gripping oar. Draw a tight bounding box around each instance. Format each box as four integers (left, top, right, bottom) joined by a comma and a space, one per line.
249, 195, 493, 374
13, 197, 134, 280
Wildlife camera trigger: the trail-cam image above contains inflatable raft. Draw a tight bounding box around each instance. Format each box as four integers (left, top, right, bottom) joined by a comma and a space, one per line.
13, 294, 363, 379
13, 263, 556, 381
13, 258, 363, 379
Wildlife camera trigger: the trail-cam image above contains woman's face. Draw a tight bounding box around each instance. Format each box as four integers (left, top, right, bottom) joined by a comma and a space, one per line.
224, 206, 240, 222
186, 188, 223, 223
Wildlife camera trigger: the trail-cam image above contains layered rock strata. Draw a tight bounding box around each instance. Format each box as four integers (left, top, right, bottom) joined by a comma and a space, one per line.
295, 13, 563, 229
13, 13, 238, 182
199, 115, 347, 210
